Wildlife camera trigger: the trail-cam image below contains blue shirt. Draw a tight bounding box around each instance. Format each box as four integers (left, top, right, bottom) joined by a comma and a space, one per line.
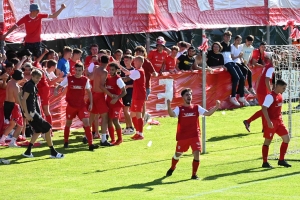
57, 58, 70, 77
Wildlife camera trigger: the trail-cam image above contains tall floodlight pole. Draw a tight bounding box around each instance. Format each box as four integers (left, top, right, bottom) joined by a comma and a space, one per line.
202, 29, 207, 154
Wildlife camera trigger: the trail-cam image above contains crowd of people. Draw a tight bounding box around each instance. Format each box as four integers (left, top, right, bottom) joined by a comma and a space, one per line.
0, 3, 295, 177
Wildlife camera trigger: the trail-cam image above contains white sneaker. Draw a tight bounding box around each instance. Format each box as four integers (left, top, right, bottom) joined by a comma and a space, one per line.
9, 140, 20, 148
230, 97, 240, 106
238, 97, 250, 106
144, 113, 151, 126
123, 128, 135, 135
248, 88, 256, 95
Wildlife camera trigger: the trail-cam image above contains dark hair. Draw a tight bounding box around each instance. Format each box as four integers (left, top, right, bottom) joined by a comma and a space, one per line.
276, 79, 287, 86
108, 62, 119, 70
45, 49, 55, 58
188, 46, 196, 51
234, 35, 242, 40
90, 44, 99, 49
6, 50, 17, 61
125, 49, 132, 55
41, 60, 48, 67
260, 41, 267, 46
223, 31, 232, 36
246, 35, 254, 41
123, 55, 133, 60
135, 46, 147, 58
181, 88, 192, 97
12, 69, 24, 81
100, 55, 109, 64
5, 62, 14, 68
178, 41, 187, 48
10, 58, 20, 65
212, 42, 223, 52
47, 59, 57, 68
75, 62, 84, 70
73, 48, 82, 55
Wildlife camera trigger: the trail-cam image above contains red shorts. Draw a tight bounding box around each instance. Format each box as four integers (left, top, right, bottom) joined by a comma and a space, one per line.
66, 104, 89, 120
38, 88, 50, 106
91, 92, 108, 114
108, 107, 122, 119
131, 99, 145, 112
175, 137, 201, 153
4, 102, 23, 127
257, 93, 266, 106
263, 119, 288, 139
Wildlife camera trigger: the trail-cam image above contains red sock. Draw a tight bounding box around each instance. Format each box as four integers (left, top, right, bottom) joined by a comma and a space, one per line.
64, 126, 70, 143
138, 118, 143, 133
192, 159, 200, 176
262, 145, 269, 162
171, 157, 179, 170
45, 115, 52, 125
84, 126, 93, 145
279, 142, 289, 160
116, 128, 122, 141
247, 110, 262, 124
108, 127, 115, 141
132, 117, 138, 131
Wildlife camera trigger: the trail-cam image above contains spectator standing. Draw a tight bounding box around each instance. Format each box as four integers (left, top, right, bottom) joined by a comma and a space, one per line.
57, 46, 72, 78
177, 46, 196, 71
148, 37, 169, 73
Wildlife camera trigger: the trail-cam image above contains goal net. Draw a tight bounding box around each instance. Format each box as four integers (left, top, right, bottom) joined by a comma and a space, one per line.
265, 45, 300, 160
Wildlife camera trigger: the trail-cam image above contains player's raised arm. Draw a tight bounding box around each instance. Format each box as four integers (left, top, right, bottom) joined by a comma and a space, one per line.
203, 100, 220, 116
48, 4, 66, 18
167, 99, 176, 117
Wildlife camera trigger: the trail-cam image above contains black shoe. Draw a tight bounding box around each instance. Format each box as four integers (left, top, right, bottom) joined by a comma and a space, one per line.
191, 175, 199, 180
100, 140, 113, 146
262, 129, 264, 133
106, 134, 109, 140
166, 168, 174, 176
82, 137, 87, 144
262, 162, 273, 168
92, 131, 95, 135
64, 142, 69, 148
89, 144, 99, 151
278, 160, 292, 167
243, 120, 250, 132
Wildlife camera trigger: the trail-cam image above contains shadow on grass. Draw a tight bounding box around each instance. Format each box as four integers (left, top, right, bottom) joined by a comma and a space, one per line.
203, 167, 271, 181
240, 171, 300, 184
94, 176, 190, 193
207, 133, 251, 142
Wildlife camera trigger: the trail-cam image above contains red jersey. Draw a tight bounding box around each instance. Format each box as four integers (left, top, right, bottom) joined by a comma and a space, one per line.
250, 49, 265, 65
106, 75, 124, 108
33, 61, 49, 91
66, 76, 89, 108
69, 59, 80, 76
175, 105, 204, 141
141, 59, 155, 89
16, 13, 48, 43
263, 91, 283, 120
84, 55, 93, 67
257, 62, 274, 95
164, 55, 177, 71
148, 50, 168, 73
132, 68, 146, 100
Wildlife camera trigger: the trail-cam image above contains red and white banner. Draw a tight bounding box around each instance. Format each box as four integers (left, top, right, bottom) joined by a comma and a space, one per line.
1, 0, 300, 42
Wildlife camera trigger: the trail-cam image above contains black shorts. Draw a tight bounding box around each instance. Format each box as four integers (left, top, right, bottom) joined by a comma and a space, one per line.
28, 111, 51, 134
122, 93, 132, 107
24, 42, 42, 58
4, 101, 14, 121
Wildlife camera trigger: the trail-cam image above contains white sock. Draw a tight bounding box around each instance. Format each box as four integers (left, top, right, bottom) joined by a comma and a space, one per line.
139, 132, 143, 136
101, 134, 106, 143
136, 131, 140, 135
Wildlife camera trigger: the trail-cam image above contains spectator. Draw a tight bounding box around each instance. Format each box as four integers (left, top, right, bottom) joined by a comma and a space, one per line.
221, 31, 249, 106
69, 48, 82, 76
148, 36, 169, 73
106, 49, 111, 56
22, 62, 33, 81
163, 46, 178, 73
124, 49, 132, 55
176, 41, 191, 58
57, 46, 72, 78
194, 51, 213, 73
114, 49, 123, 62
45, 49, 56, 60
251, 42, 267, 68
206, 42, 224, 68
231, 35, 255, 95
177, 46, 196, 71
84, 44, 99, 67
45, 59, 63, 86
242, 35, 254, 66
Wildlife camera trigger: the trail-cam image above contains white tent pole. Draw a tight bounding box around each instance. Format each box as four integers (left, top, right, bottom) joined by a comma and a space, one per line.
202, 29, 207, 154
266, 25, 270, 44
146, 33, 150, 54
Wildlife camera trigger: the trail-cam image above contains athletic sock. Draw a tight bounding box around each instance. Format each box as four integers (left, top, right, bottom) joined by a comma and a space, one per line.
0, 135, 6, 143
101, 134, 107, 143
192, 159, 200, 176
108, 127, 115, 141
137, 118, 143, 134
247, 110, 262, 124
132, 117, 138, 132
24, 143, 33, 155
116, 128, 122, 141
84, 126, 93, 146
171, 157, 179, 170
279, 142, 289, 160
49, 146, 57, 156
64, 126, 70, 143
262, 145, 269, 162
